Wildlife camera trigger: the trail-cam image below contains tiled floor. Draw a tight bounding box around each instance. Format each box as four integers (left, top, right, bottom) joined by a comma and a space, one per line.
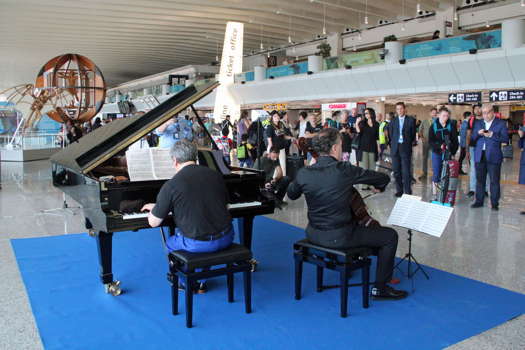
0, 143, 524, 349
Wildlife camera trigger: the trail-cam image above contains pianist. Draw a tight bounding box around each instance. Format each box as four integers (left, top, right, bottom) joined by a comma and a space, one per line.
286, 128, 408, 300
141, 139, 234, 293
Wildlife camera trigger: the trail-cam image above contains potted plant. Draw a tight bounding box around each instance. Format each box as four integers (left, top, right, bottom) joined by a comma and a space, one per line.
383, 34, 398, 43
316, 42, 332, 58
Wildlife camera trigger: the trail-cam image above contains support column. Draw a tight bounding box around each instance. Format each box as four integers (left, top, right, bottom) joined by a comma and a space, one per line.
308, 55, 323, 73
161, 84, 170, 95
327, 32, 342, 57
384, 41, 403, 65
502, 18, 525, 49
254, 66, 266, 81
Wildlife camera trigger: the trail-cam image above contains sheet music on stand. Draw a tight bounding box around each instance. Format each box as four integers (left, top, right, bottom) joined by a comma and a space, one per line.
126, 148, 176, 181
387, 195, 453, 237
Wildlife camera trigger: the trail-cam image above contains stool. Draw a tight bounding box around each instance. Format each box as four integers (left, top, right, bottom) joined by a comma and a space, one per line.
293, 239, 372, 318
167, 243, 253, 328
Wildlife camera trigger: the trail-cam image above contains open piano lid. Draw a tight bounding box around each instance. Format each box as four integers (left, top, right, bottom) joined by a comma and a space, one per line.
51, 82, 219, 174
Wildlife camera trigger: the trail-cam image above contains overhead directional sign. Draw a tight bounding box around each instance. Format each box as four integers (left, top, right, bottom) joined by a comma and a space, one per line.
489, 89, 525, 102
448, 92, 481, 104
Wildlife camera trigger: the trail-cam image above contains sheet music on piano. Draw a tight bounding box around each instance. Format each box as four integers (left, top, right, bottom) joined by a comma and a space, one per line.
387, 195, 453, 238
126, 148, 176, 181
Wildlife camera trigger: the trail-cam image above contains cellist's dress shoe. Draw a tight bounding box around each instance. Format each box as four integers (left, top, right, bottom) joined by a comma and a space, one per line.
371, 285, 408, 300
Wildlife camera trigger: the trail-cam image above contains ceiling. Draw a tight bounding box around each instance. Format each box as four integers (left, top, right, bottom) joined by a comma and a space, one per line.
0, 0, 453, 91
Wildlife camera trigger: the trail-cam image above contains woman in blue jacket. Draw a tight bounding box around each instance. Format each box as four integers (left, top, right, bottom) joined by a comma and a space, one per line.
428, 107, 459, 200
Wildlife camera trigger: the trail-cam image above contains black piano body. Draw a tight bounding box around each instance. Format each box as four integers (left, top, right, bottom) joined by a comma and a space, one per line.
50, 82, 274, 295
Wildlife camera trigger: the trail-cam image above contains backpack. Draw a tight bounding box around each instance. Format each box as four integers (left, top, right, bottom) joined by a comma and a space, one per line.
432, 119, 451, 140
179, 120, 194, 141
217, 137, 231, 156
468, 116, 476, 129
237, 143, 248, 160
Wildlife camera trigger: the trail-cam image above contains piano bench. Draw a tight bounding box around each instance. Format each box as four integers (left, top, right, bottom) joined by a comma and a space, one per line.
167, 243, 253, 328
293, 239, 372, 318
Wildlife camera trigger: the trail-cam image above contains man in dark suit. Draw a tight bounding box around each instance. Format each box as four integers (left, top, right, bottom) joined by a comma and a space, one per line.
470, 105, 509, 210
386, 102, 417, 197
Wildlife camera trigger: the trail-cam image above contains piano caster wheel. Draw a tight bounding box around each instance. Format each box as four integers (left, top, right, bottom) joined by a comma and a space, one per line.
249, 258, 258, 272
105, 280, 122, 296
88, 229, 96, 237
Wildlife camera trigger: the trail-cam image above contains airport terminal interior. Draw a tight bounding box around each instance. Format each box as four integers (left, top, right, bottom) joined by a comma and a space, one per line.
1, 0, 525, 349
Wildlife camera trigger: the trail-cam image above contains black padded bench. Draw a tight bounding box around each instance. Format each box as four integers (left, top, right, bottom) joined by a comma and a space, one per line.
167, 243, 253, 328
293, 239, 372, 317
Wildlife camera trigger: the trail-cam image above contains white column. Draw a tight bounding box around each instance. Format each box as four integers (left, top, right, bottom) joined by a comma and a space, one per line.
161, 84, 170, 95
254, 66, 266, 81
143, 88, 149, 96
308, 55, 323, 73
185, 79, 194, 87
384, 41, 403, 65
327, 32, 342, 57
502, 18, 525, 49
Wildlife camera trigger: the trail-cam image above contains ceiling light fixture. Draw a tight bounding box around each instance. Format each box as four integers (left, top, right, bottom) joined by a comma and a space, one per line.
364, 0, 368, 25
322, 4, 327, 35
260, 24, 264, 50
485, 20, 490, 28
288, 16, 293, 43
416, 3, 421, 13
522, 0, 525, 7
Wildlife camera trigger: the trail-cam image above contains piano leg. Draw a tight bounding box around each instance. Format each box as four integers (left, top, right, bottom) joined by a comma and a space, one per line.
96, 231, 121, 296
237, 216, 254, 249
237, 216, 258, 272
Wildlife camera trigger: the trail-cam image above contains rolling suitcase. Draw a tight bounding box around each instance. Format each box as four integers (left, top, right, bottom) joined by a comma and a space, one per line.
286, 154, 305, 180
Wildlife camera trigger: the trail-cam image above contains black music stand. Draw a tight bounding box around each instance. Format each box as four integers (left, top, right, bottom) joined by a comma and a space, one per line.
387, 195, 452, 291
394, 229, 430, 280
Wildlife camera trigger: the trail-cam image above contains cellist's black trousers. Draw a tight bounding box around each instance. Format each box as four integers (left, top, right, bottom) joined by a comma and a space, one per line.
306, 224, 398, 288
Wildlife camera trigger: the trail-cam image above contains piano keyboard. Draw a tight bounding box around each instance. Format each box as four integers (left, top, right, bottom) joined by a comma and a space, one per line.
228, 201, 262, 209
123, 212, 149, 220
122, 201, 263, 220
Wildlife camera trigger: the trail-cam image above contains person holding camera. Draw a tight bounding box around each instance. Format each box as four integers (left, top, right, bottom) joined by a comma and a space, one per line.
428, 107, 459, 201
470, 105, 509, 210
355, 108, 380, 189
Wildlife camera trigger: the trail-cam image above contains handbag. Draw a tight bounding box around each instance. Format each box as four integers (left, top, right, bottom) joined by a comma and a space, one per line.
351, 134, 361, 150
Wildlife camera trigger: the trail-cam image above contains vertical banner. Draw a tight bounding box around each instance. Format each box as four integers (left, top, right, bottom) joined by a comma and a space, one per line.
213, 21, 243, 123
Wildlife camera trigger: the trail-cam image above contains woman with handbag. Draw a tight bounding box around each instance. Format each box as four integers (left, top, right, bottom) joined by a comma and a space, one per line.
265, 111, 293, 176
355, 108, 380, 190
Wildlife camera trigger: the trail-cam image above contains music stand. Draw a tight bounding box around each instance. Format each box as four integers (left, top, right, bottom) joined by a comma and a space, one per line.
394, 229, 429, 280
387, 195, 453, 290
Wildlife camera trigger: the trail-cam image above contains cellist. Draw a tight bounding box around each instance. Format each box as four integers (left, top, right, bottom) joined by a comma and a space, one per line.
286, 128, 408, 300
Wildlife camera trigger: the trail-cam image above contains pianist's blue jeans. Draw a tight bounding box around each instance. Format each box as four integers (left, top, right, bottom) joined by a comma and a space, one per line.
167, 225, 235, 285
166, 225, 235, 253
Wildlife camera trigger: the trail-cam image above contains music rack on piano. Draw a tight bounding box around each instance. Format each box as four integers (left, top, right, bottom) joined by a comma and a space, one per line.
50, 82, 274, 296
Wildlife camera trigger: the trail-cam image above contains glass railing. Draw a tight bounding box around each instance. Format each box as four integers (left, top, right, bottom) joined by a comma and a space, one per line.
403, 29, 502, 59
0, 132, 63, 150
323, 49, 383, 70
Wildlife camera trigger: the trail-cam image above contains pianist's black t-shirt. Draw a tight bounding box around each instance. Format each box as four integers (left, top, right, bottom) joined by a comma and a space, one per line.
152, 164, 232, 240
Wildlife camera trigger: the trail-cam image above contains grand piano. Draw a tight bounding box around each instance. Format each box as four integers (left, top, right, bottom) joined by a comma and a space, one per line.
50, 82, 275, 296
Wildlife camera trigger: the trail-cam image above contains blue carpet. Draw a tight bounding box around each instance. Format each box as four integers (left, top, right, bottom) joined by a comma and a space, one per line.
11, 217, 525, 350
